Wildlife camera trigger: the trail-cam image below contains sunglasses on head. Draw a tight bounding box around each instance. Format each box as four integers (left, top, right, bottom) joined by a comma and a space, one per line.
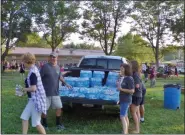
50, 55, 56, 58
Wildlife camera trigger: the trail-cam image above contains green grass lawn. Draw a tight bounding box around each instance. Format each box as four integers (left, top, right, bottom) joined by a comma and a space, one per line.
1, 71, 184, 134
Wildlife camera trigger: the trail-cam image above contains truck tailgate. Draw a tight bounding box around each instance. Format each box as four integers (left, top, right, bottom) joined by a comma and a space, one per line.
61, 96, 117, 105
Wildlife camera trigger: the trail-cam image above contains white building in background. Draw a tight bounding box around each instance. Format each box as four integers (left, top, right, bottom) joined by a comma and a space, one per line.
6, 47, 105, 66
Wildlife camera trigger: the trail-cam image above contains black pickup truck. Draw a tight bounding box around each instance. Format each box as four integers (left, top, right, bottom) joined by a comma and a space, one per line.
60, 55, 128, 108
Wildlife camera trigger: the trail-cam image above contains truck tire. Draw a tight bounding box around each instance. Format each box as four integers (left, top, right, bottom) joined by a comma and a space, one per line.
93, 105, 104, 110
63, 103, 73, 112
72, 103, 83, 109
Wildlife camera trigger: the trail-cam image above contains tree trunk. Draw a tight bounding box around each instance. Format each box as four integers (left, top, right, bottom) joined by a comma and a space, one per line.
110, 8, 119, 55
155, 44, 160, 68
104, 49, 109, 55
1, 48, 9, 62
155, 50, 159, 68
52, 47, 55, 52
1, 10, 14, 61
155, 6, 161, 68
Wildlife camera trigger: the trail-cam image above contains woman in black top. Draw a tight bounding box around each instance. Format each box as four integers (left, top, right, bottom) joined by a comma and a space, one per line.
130, 60, 142, 134
117, 64, 134, 134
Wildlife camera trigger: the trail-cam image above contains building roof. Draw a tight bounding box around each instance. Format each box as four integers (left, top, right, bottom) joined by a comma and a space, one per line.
83, 55, 127, 60
9, 47, 105, 56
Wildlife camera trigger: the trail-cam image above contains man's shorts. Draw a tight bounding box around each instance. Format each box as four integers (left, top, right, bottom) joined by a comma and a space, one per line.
20, 99, 41, 127
46, 96, 63, 110
132, 96, 142, 106
120, 102, 130, 117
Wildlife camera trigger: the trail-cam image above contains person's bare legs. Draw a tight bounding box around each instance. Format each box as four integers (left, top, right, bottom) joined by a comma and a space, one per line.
56, 108, 61, 116
22, 120, 29, 134
153, 78, 156, 87
136, 107, 140, 130
140, 105, 145, 121
150, 79, 152, 87
120, 116, 128, 134
36, 124, 46, 134
125, 116, 129, 133
130, 104, 140, 133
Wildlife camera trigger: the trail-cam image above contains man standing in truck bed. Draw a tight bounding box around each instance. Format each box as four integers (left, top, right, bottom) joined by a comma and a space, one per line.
40, 52, 71, 130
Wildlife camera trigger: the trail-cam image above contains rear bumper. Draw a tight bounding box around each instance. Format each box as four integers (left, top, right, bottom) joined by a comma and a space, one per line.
60, 96, 117, 105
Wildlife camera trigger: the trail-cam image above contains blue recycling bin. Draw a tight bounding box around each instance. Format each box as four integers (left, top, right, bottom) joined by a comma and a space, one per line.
164, 84, 181, 110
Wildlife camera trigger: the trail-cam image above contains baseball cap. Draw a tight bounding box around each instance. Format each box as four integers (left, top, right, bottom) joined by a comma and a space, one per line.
50, 52, 58, 57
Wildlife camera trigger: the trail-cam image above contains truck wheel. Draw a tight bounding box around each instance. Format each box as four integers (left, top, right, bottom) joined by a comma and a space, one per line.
94, 105, 104, 110
63, 103, 73, 112
72, 103, 83, 109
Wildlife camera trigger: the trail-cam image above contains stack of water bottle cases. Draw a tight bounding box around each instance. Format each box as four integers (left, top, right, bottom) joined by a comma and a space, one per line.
59, 70, 119, 102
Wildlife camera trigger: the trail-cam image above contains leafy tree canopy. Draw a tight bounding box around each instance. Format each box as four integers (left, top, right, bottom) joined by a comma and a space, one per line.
16, 32, 50, 48
81, 1, 133, 55
114, 33, 155, 64
28, 1, 80, 51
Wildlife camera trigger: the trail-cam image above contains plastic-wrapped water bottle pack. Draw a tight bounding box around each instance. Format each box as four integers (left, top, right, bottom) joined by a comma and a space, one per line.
64, 77, 91, 88
59, 86, 119, 101
107, 72, 119, 79
64, 77, 77, 87
106, 72, 119, 87
90, 78, 102, 87
75, 78, 90, 87
93, 71, 105, 79
106, 79, 117, 87
60, 71, 120, 101
102, 87, 119, 101
80, 70, 92, 78
59, 86, 72, 96
79, 87, 88, 93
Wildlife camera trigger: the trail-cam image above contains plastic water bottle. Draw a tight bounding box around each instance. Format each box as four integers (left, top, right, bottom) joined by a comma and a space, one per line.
15, 84, 19, 96
15, 84, 23, 96
18, 85, 23, 96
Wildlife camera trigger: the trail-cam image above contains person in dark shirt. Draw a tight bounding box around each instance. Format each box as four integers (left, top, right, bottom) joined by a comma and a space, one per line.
150, 67, 156, 87
20, 62, 25, 80
174, 66, 178, 78
117, 64, 134, 134
144, 64, 149, 83
25, 73, 37, 98
139, 82, 146, 123
130, 60, 143, 134
40, 52, 71, 130
15, 62, 18, 71
2, 61, 6, 72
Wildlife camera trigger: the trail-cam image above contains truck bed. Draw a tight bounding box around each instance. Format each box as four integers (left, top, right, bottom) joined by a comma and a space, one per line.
61, 67, 119, 106
61, 96, 117, 105
63, 67, 118, 85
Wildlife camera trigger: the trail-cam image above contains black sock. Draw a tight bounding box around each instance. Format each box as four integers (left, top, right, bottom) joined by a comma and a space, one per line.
42, 118, 48, 127
56, 116, 61, 125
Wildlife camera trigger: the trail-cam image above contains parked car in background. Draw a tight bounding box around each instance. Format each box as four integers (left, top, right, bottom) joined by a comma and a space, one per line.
178, 67, 185, 74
